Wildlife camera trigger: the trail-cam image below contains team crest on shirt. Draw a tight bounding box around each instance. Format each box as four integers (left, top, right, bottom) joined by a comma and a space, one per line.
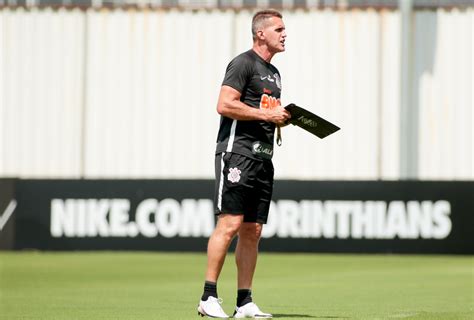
274, 73, 281, 90
228, 167, 241, 183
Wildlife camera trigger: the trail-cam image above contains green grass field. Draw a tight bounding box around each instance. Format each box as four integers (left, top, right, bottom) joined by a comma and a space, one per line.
0, 252, 472, 319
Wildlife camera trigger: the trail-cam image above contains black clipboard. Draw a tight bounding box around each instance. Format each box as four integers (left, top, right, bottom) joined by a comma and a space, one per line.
285, 104, 340, 139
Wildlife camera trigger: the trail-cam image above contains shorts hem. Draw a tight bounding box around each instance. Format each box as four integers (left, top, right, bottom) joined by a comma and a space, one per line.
215, 210, 244, 216
214, 211, 268, 224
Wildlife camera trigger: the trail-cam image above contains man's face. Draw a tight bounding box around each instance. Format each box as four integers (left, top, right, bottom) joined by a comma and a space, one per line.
261, 17, 287, 53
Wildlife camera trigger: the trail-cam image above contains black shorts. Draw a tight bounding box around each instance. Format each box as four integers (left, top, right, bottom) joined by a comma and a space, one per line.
214, 152, 274, 224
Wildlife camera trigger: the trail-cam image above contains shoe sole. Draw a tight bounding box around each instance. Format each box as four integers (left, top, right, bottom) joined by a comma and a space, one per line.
232, 316, 273, 319
197, 305, 229, 318
234, 313, 272, 319
233, 314, 272, 319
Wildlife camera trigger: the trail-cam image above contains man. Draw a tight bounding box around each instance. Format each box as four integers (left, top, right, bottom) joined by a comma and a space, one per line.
197, 9, 291, 319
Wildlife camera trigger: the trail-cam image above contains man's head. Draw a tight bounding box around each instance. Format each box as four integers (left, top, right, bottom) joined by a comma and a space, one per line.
252, 9, 286, 53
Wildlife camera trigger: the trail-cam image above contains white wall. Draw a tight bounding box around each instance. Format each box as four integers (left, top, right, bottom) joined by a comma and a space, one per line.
0, 7, 472, 180
1, 8, 84, 178
83, 9, 234, 178
416, 9, 473, 180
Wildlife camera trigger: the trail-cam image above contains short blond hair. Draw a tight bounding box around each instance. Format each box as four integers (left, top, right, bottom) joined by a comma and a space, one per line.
252, 9, 283, 40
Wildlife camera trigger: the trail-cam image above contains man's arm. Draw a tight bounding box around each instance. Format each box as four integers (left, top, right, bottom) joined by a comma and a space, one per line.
217, 85, 290, 125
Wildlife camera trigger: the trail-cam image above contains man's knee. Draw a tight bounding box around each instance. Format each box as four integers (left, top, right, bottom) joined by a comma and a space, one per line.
239, 223, 263, 243
215, 214, 244, 240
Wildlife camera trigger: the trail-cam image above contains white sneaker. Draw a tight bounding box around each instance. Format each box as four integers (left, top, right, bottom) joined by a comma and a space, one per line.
198, 296, 229, 318
233, 302, 272, 318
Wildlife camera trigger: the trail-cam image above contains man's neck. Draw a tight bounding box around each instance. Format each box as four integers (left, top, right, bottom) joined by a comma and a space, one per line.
252, 44, 274, 63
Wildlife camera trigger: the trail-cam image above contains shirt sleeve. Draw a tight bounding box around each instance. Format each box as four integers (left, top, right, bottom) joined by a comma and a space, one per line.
221, 54, 252, 94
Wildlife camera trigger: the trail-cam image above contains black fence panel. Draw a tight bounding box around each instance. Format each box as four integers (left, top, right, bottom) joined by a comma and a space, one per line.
1, 179, 472, 254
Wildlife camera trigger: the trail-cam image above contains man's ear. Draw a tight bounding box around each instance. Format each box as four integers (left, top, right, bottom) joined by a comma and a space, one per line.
256, 30, 265, 40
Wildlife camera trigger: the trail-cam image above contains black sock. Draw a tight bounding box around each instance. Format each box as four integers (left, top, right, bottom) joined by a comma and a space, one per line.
236, 289, 252, 307
201, 281, 218, 301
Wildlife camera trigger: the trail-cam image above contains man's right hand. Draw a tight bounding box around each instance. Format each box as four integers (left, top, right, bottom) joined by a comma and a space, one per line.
262, 106, 291, 125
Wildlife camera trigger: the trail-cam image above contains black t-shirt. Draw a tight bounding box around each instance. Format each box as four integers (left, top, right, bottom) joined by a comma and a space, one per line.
215, 49, 282, 160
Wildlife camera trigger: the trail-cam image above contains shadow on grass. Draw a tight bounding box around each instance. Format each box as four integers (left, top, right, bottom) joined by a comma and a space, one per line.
272, 314, 349, 319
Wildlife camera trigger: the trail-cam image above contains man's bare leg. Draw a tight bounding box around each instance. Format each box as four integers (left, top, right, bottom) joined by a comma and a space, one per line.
235, 222, 263, 289
233, 222, 272, 318
205, 214, 244, 282
199, 215, 244, 317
